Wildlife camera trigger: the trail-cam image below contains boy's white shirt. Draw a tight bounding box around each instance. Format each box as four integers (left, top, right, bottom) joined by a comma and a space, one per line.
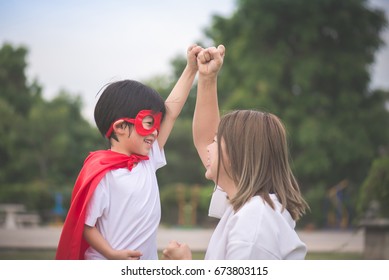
84, 140, 166, 260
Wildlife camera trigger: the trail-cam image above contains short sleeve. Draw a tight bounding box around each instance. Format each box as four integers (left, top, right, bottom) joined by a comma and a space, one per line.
149, 139, 167, 170
226, 240, 279, 260
84, 179, 109, 227
225, 202, 280, 260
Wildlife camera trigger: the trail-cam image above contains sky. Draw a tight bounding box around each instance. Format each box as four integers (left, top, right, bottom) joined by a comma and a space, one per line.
1, 0, 388, 122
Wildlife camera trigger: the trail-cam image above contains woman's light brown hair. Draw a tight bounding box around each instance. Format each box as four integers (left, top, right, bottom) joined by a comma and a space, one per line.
216, 110, 308, 220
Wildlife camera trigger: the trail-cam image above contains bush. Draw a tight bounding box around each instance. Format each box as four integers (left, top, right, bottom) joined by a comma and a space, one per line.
0, 181, 71, 224
160, 183, 215, 227
299, 183, 327, 229
357, 156, 389, 219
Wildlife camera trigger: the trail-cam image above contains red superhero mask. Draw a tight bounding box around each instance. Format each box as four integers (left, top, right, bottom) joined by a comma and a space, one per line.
105, 110, 162, 138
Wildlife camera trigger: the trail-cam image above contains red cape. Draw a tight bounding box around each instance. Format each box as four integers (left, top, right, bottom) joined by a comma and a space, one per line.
55, 150, 148, 260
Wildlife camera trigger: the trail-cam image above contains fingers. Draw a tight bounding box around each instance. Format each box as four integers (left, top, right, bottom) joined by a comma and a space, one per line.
209, 45, 225, 61
162, 248, 170, 260
193, 45, 204, 55
189, 43, 225, 71
187, 43, 198, 53
162, 240, 180, 259
126, 250, 142, 260
188, 44, 203, 57
190, 44, 224, 57
217, 44, 225, 57
187, 44, 204, 68
187, 43, 196, 52
197, 45, 225, 63
162, 241, 192, 260
162, 246, 175, 259
168, 240, 181, 247
197, 49, 213, 64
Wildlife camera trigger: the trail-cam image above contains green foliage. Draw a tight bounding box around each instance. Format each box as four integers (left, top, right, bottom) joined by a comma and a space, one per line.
299, 183, 327, 228
24, 91, 104, 186
0, 43, 34, 115
358, 156, 389, 218
0, 43, 104, 222
0, 181, 57, 222
157, 118, 208, 187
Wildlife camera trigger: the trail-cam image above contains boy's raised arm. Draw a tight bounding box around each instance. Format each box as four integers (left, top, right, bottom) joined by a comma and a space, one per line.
158, 44, 203, 149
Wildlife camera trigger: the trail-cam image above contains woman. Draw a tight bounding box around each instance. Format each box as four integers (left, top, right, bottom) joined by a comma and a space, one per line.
163, 45, 309, 260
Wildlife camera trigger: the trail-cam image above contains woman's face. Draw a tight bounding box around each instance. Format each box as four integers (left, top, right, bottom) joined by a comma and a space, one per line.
205, 135, 230, 184
205, 136, 218, 181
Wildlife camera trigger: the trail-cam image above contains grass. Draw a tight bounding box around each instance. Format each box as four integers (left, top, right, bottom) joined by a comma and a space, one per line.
0, 249, 56, 260
167, 251, 364, 260
0, 250, 363, 260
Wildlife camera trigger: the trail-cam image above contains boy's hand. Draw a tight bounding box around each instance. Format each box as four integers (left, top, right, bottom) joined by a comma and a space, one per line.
187, 44, 203, 72
109, 249, 143, 260
197, 45, 225, 77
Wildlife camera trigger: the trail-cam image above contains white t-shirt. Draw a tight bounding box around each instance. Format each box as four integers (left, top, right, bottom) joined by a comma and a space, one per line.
205, 194, 307, 260
84, 140, 166, 260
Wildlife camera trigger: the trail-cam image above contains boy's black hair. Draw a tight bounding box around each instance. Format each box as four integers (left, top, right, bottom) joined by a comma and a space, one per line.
94, 80, 166, 139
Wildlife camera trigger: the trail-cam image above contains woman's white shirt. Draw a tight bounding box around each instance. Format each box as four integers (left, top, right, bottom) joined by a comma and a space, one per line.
205, 194, 307, 260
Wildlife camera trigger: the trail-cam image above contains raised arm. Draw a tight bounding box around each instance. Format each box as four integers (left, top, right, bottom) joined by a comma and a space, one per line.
193, 45, 225, 167
157, 44, 203, 149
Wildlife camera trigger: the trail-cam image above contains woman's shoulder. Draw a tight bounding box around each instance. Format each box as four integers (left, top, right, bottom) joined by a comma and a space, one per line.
230, 196, 266, 225
235, 196, 267, 214
231, 195, 285, 226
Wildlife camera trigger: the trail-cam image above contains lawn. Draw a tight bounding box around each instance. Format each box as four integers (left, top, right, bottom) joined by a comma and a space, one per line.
0, 250, 363, 260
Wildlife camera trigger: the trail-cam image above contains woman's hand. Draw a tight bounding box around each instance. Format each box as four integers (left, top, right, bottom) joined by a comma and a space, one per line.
162, 240, 193, 260
197, 45, 225, 77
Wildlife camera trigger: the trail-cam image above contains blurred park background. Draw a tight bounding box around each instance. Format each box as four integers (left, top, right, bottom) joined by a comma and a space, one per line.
1, 0, 389, 258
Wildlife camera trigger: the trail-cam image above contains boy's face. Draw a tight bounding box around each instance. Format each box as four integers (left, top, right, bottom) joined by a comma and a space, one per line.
109, 110, 162, 156
125, 124, 158, 156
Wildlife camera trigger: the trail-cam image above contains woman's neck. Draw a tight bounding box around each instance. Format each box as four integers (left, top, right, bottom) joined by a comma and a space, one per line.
217, 178, 237, 200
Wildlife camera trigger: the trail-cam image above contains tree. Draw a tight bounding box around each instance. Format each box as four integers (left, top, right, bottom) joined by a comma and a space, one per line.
204, 0, 389, 227
0, 43, 104, 220
22, 91, 104, 186
0, 43, 38, 184
0, 43, 36, 115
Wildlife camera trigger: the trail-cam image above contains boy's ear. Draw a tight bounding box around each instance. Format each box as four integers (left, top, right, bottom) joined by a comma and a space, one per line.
112, 120, 126, 136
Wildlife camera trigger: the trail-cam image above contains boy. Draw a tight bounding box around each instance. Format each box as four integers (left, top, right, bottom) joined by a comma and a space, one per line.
56, 44, 202, 259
